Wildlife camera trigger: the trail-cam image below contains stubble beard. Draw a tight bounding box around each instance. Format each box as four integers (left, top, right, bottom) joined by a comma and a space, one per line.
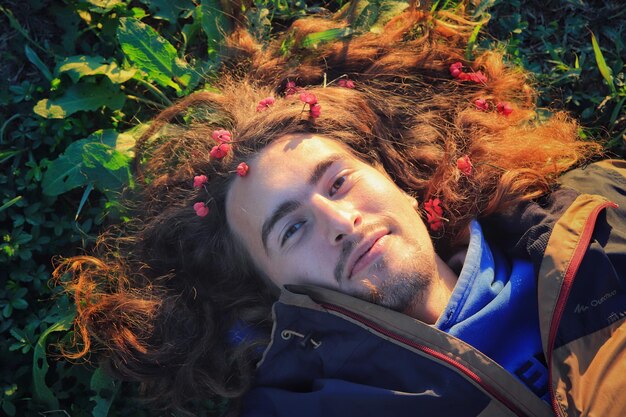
336, 221, 435, 313
350, 258, 432, 313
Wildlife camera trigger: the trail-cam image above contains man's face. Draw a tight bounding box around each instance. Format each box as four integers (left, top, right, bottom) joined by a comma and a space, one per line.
227, 134, 442, 320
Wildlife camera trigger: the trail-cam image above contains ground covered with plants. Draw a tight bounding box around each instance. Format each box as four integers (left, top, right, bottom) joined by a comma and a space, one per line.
1, 0, 624, 415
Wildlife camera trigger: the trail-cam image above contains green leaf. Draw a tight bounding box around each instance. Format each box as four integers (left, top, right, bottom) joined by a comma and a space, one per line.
369, 1, 410, 34
1, 114, 22, 143
245, 6, 271, 42
350, 0, 377, 31
200, 0, 230, 56
85, 0, 123, 10
41, 146, 86, 196
117, 17, 190, 92
42, 133, 133, 196
0, 196, 23, 214
82, 142, 133, 189
75, 182, 94, 221
608, 96, 626, 129
13, 233, 32, 245
9, 328, 26, 343
465, 20, 486, 60
590, 31, 616, 94
348, 0, 409, 33
87, 129, 136, 157
472, 0, 497, 19
2, 400, 16, 416
4, 384, 17, 397
32, 311, 75, 410
90, 367, 119, 417
57, 55, 136, 84
33, 80, 126, 119
138, 0, 194, 22
24, 45, 52, 81
9, 343, 23, 351
301, 27, 354, 49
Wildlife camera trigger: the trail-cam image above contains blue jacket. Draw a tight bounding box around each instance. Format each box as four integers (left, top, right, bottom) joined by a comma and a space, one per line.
242, 160, 626, 417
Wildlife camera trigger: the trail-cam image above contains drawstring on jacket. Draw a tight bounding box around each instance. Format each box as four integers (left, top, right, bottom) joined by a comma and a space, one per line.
281, 329, 322, 349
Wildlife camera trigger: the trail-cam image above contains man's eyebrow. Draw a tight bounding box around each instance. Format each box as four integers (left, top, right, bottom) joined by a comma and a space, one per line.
261, 200, 301, 253
308, 154, 341, 185
261, 154, 343, 253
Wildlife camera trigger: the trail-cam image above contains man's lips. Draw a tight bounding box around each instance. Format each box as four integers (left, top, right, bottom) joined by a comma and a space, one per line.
346, 230, 390, 280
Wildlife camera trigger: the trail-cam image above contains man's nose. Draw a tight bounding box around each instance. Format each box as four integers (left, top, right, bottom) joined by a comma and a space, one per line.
311, 195, 362, 244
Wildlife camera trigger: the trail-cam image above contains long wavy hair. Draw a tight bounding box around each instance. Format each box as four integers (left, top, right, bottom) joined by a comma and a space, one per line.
54, 5, 600, 417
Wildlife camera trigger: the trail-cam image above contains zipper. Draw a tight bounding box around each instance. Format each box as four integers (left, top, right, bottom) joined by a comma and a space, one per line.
320, 302, 529, 417
546, 201, 618, 417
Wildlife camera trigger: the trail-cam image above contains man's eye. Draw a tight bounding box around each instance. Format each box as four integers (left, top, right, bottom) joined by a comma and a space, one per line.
329, 176, 346, 197
281, 221, 304, 246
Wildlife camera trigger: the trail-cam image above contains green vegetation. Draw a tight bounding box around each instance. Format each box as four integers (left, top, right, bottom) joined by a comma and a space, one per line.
484, 0, 626, 148
0, 0, 623, 415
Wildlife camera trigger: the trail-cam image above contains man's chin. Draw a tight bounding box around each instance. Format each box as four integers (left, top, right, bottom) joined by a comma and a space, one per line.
352, 273, 430, 313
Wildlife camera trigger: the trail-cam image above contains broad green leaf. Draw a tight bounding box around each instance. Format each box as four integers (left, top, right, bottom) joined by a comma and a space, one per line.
82, 142, 132, 189
32, 311, 75, 410
174, 57, 200, 92
90, 367, 119, 417
87, 129, 136, 157
57, 55, 136, 84
42, 136, 133, 196
201, 0, 230, 56
117, 17, 190, 92
33, 80, 126, 119
24, 45, 52, 81
590, 32, 616, 94
301, 27, 354, 49
41, 147, 85, 196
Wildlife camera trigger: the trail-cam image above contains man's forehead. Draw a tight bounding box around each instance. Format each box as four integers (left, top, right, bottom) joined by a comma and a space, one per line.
227, 136, 351, 218
250, 135, 354, 183
271, 134, 353, 161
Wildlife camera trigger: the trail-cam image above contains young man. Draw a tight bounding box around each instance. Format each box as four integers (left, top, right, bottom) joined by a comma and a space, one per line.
227, 133, 626, 417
